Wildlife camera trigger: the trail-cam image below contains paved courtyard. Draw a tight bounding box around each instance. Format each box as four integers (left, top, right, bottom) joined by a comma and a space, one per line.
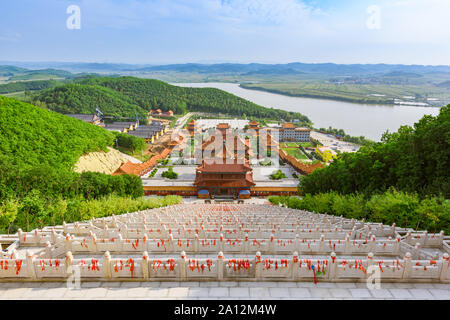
1, 281, 449, 300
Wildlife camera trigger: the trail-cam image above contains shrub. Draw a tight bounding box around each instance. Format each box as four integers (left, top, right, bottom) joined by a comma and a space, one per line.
162, 167, 178, 179
270, 170, 286, 180
270, 190, 450, 234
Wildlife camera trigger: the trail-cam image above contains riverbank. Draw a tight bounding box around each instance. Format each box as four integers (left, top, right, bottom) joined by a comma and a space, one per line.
239, 83, 447, 107
239, 83, 395, 105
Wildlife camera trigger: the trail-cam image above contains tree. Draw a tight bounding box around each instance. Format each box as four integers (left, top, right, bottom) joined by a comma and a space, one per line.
0, 199, 19, 234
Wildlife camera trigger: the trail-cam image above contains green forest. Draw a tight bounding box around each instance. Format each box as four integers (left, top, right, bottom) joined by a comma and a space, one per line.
300, 105, 450, 198
0, 79, 60, 94
32, 76, 311, 123
0, 96, 180, 233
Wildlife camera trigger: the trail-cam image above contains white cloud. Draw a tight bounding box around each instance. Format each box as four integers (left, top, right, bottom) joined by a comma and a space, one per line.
218, 0, 315, 25
0, 32, 21, 43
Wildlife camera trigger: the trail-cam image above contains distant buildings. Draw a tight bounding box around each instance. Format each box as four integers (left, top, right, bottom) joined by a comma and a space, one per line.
128, 122, 167, 144
105, 121, 139, 133
65, 114, 103, 126
279, 123, 311, 142
148, 109, 174, 117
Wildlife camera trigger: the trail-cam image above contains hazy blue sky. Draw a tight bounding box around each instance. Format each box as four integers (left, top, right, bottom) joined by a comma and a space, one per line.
1, 0, 449, 65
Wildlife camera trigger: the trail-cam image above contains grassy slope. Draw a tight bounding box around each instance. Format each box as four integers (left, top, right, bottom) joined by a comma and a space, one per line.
0, 96, 115, 170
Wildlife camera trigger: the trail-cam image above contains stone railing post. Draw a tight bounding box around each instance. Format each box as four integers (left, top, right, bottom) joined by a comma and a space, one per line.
391, 223, 396, 237
292, 251, 299, 281
162, 225, 168, 238
319, 235, 325, 253
402, 252, 412, 280
34, 229, 41, 244
295, 234, 300, 254
65, 251, 74, 277
344, 235, 351, 254
179, 251, 187, 280
217, 252, 225, 280
394, 235, 402, 255
369, 236, 376, 253
244, 234, 249, 254
439, 231, 445, 244
237, 226, 243, 239
92, 234, 98, 253
350, 226, 357, 239
123, 225, 128, 238
269, 234, 275, 254
328, 252, 337, 280
366, 252, 375, 281
142, 251, 149, 280
405, 231, 411, 244
194, 234, 199, 253
143, 234, 148, 252
200, 225, 206, 239
367, 252, 375, 268
45, 241, 52, 258
51, 228, 57, 244
219, 234, 224, 252
440, 253, 449, 282
168, 234, 174, 252
334, 227, 339, 239
413, 243, 421, 260
111, 215, 117, 228
255, 251, 262, 280
62, 222, 67, 234
26, 250, 36, 279
104, 251, 111, 278
17, 228, 24, 244
64, 234, 72, 252
103, 225, 109, 238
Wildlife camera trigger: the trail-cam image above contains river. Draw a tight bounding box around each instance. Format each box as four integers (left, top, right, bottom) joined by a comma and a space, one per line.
174, 82, 442, 141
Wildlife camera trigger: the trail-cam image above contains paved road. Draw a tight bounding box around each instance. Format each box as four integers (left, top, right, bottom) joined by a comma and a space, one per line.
1, 281, 449, 300
310, 131, 360, 153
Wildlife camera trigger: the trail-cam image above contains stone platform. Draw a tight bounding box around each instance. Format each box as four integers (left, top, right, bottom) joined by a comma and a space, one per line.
1, 281, 449, 300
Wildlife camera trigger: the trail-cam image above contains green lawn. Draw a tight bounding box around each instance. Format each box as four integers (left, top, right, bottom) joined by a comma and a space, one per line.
281, 142, 313, 148
282, 148, 308, 160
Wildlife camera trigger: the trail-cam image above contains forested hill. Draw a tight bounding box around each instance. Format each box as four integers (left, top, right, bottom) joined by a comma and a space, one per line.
0, 96, 115, 170
32, 76, 311, 123
300, 105, 450, 198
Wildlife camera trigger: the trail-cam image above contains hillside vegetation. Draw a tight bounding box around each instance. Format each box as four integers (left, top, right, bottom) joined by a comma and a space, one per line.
0, 96, 115, 170
0, 96, 174, 233
300, 105, 450, 198
269, 191, 449, 234
33, 76, 311, 123
0, 79, 60, 94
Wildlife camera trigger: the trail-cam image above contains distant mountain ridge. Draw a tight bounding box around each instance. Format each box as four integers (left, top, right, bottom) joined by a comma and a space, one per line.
2, 61, 450, 75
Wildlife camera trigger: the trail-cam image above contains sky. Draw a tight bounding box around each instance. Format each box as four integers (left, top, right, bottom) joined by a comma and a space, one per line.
1, 0, 450, 65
